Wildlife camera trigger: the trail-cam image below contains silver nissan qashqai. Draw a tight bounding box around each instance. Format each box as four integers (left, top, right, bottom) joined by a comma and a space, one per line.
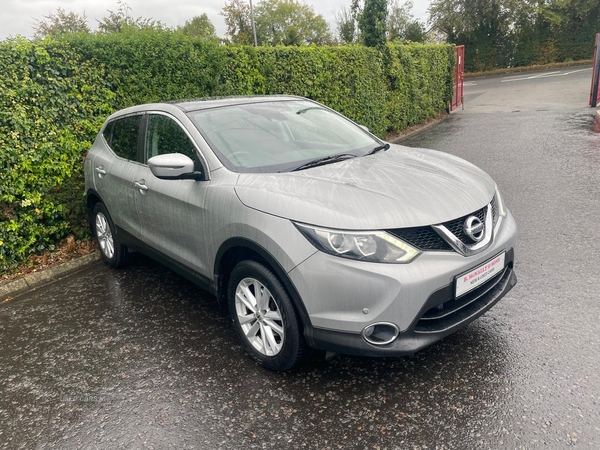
84, 96, 517, 371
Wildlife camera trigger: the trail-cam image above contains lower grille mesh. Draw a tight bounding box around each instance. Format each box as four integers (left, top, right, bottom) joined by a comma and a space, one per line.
414, 264, 511, 333
387, 227, 452, 251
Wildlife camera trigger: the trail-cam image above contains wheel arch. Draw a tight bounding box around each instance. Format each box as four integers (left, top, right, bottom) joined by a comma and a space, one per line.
214, 237, 316, 348
86, 189, 105, 226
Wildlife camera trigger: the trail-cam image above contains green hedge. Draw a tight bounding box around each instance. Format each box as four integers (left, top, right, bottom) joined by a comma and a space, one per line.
0, 38, 114, 270
64, 32, 454, 135
66, 31, 225, 109
215, 45, 390, 136
0, 31, 455, 271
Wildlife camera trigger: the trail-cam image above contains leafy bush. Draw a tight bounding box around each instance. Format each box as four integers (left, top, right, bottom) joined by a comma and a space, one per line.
0, 38, 114, 271
216, 45, 390, 136
385, 43, 455, 132
0, 32, 455, 271
64, 33, 453, 136
64, 30, 225, 109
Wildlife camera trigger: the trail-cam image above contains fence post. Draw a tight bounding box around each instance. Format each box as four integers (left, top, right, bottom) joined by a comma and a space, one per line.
590, 34, 600, 107
450, 46, 465, 111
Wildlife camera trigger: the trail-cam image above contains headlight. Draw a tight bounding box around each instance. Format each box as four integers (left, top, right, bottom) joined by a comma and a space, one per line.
495, 185, 507, 217
293, 223, 421, 263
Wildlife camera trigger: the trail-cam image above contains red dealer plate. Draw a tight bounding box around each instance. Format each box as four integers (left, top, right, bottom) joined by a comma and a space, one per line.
455, 252, 505, 298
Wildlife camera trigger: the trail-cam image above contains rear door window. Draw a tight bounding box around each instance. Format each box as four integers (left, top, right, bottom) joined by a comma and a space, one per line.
110, 115, 143, 161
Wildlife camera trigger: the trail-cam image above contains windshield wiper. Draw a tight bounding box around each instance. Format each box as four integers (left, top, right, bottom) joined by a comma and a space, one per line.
366, 143, 390, 156
296, 106, 327, 115
288, 153, 356, 172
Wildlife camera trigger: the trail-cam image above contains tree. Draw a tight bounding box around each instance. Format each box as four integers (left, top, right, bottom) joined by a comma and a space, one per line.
33, 8, 90, 38
358, 0, 388, 47
97, 0, 165, 33
221, 0, 254, 44
427, 0, 600, 70
511, 1, 553, 66
404, 20, 426, 42
537, 0, 600, 61
428, 0, 521, 70
387, 0, 411, 40
387, 0, 425, 42
222, 0, 331, 46
335, 6, 358, 44
178, 14, 218, 40
254, 0, 331, 45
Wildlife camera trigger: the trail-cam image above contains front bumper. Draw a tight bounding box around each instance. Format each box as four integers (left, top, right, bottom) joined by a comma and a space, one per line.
311, 252, 516, 356
288, 210, 518, 356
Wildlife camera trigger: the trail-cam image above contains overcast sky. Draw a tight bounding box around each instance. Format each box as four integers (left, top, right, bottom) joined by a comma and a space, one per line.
1, 0, 432, 40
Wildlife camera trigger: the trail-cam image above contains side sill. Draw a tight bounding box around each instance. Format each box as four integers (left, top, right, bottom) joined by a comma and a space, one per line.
115, 226, 215, 295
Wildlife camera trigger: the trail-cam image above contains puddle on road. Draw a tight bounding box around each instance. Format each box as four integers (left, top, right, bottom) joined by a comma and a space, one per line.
561, 111, 600, 167
563, 112, 600, 136
594, 116, 600, 134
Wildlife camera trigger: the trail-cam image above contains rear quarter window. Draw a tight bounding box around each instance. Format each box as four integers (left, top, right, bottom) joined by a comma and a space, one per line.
109, 115, 143, 161
102, 121, 114, 145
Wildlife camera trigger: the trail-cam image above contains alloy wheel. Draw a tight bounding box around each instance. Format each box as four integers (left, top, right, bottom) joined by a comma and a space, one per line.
234, 277, 285, 356
95, 212, 115, 259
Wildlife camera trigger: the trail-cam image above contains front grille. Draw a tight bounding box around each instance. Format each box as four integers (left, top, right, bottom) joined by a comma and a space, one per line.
388, 227, 452, 251
414, 264, 512, 333
441, 205, 487, 245
386, 198, 494, 252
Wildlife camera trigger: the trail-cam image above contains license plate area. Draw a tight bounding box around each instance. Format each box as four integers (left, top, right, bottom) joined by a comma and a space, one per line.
455, 252, 505, 298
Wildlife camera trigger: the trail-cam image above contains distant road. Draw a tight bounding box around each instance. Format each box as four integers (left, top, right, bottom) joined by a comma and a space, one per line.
401, 63, 600, 448
461, 66, 593, 113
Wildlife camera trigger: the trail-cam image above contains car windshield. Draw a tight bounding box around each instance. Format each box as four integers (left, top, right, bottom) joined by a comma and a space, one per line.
186, 100, 381, 173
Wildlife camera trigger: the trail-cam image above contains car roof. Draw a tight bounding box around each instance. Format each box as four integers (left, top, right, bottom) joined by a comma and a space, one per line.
104, 95, 310, 124
171, 95, 306, 112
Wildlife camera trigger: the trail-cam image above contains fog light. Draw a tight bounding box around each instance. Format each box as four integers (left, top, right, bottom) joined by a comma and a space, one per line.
362, 322, 399, 346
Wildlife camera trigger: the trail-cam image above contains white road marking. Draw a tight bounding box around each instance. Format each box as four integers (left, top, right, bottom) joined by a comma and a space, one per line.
502, 71, 561, 82
501, 74, 532, 80
564, 67, 593, 74
501, 67, 592, 83
463, 82, 477, 86
530, 71, 562, 78
501, 71, 561, 81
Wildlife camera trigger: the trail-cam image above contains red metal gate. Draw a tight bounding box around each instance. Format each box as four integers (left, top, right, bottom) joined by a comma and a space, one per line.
450, 45, 465, 111
589, 33, 600, 107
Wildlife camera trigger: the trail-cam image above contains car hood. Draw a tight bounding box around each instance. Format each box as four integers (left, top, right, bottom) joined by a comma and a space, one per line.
234, 144, 496, 229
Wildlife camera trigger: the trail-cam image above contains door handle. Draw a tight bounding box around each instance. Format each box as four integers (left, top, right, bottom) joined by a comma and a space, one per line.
95, 166, 106, 175
134, 180, 149, 191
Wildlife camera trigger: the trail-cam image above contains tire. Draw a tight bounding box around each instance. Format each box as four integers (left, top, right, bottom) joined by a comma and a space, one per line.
228, 260, 307, 371
92, 203, 130, 268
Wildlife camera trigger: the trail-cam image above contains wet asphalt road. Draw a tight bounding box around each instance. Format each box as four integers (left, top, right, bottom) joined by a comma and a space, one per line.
2, 67, 600, 449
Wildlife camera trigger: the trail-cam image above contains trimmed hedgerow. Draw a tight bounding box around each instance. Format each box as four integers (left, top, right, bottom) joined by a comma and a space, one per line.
0, 38, 114, 271
385, 43, 455, 133
215, 45, 390, 136
0, 31, 455, 271
65, 30, 225, 109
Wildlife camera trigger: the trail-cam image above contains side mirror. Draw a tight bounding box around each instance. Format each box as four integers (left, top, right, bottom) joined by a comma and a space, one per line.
358, 124, 370, 133
148, 153, 203, 180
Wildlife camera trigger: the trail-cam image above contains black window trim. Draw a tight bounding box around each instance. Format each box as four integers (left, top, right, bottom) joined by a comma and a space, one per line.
138, 114, 148, 164
102, 120, 115, 148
